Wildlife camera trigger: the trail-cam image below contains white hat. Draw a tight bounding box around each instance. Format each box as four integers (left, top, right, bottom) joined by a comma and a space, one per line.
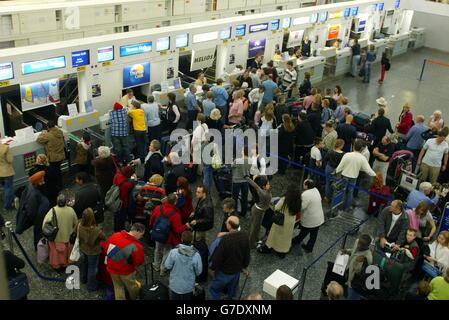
376, 97, 387, 106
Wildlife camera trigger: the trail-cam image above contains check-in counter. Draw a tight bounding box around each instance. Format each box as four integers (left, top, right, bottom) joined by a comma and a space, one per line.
296, 55, 326, 85
410, 27, 425, 49
334, 47, 352, 77
359, 38, 369, 49
153, 87, 186, 105
369, 38, 387, 63
387, 32, 411, 57
59, 110, 100, 133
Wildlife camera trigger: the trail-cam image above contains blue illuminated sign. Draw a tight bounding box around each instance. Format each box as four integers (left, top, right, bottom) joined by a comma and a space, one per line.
344, 8, 351, 17
379, 3, 384, 11
282, 18, 291, 29
120, 42, 152, 57
0, 62, 14, 81
310, 13, 318, 23
236, 25, 246, 37
351, 7, 359, 16
71, 50, 90, 67
249, 23, 268, 33
271, 19, 280, 30
123, 62, 150, 89
21, 56, 66, 75
319, 11, 328, 22
220, 27, 231, 40
394, 0, 400, 8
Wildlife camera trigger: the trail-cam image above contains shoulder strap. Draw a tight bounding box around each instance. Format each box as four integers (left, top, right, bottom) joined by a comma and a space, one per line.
52, 207, 58, 228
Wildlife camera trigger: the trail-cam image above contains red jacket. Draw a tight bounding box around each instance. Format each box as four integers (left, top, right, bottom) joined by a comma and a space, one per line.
104, 231, 145, 275
113, 172, 135, 208
397, 111, 413, 135
178, 195, 193, 224
149, 202, 187, 247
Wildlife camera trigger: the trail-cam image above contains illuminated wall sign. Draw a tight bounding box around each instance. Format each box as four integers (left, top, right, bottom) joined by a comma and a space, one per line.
97, 46, 114, 62
319, 12, 328, 22
0, 62, 14, 81
71, 50, 90, 68
190, 47, 216, 71
120, 42, 152, 57
21, 56, 66, 75
249, 23, 268, 33
379, 3, 384, 11
327, 24, 341, 40
351, 7, 359, 16
236, 24, 246, 37
372, 4, 378, 11
156, 37, 170, 52
248, 39, 266, 58
21, 78, 60, 111
293, 16, 310, 26
123, 62, 150, 89
176, 34, 189, 48
282, 18, 291, 29
329, 11, 343, 19
394, 0, 400, 9
271, 19, 280, 30
358, 20, 366, 32
220, 27, 232, 39
287, 30, 305, 48
344, 8, 351, 17
310, 13, 319, 23
193, 31, 218, 43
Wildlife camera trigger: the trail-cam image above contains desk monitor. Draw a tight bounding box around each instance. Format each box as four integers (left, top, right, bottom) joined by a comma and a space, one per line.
271, 19, 280, 31
176, 34, 189, 48
98, 46, 114, 62
0, 62, 14, 81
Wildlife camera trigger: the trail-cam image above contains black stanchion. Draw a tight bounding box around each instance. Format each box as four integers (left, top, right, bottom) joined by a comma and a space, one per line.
297, 268, 308, 300
418, 59, 427, 81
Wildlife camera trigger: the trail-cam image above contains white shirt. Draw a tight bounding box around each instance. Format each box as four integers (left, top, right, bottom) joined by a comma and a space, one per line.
422, 138, 449, 167
301, 188, 325, 228
336, 152, 376, 179
172, 104, 181, 123
428, 241, 449, 272
387, 213, 401, 237
310, 146, 322, 161
361, 147, 370, 162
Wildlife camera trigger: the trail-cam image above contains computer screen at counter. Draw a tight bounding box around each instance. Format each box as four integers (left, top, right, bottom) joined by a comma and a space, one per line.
0, 62, 14, 81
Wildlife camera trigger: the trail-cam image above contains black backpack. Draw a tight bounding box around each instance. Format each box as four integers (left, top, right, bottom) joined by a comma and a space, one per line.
167, 104, 176, 123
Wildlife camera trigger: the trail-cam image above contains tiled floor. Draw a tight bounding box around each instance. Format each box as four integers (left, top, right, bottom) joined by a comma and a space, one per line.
1, 46, 448, 300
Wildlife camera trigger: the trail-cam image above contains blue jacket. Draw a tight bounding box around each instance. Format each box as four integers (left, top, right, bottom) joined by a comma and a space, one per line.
406, 123, 428, 150
405, 189, 439, 209
165, 244, 202, 294
185, 92, 198, 112
211, 86, 229, 107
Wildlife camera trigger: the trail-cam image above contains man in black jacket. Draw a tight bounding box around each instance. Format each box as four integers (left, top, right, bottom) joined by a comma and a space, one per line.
143, 140, 164, 182
294, 112, 315, 165
376, 200, 409, 251
369, 108, 393, 146
210, 216, 250, 300
307, 103, 322, 137
336, 114, 357, 152
188, 185, 214, 241
163, 152, 186, 194
73, 172, 104, 223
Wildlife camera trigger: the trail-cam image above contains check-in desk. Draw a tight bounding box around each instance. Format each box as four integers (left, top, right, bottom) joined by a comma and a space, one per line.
153, 87, 186, 105
296, 55, 326, 85
410, 28, 425, 49
358, 38, 369, 50
387, 32, 411, 57
369, 39, 387, 63
334, 47, 352, 76
319, 47, 337, 78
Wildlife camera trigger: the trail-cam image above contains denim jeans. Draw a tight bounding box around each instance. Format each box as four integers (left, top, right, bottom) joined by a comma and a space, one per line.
0, 175, 14, 209
232, 182, 249, 216
351, 55, 360, 76
347, 287, 361, 300
153, 241, 172, 273
81, 253, 100, 291
203, 165, 213, 192
112, 136, 131, 164
170, 290, 193, 300
134, 130, 148, 163
364, 63, 372, 83
343, 176, 358, 210
210, 271, 240, 300
325, 165, 335, 200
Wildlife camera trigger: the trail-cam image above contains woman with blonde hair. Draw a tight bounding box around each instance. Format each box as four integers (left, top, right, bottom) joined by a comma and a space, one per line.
396, 103, 413, 137
428, 110, 444, 130
78, 208, 105, 291
425, 231, 449, 273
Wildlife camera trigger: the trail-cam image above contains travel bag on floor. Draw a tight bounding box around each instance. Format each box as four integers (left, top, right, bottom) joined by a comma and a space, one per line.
140, 263, 169, 300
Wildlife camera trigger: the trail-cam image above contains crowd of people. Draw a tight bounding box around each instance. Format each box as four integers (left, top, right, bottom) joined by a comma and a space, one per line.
1, 53, 449, 301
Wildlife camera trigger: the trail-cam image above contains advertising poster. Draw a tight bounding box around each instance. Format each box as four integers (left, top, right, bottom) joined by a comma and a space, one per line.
248, 39, 266, 59
287, 30, 304, 48
190, 48, 216, 71
167, 58, 174, 79
92, 73, 101, 98
21, 78, 60, 111
327, 25, 341, 40
123, 62, 150, 89
229, 46, 236, 67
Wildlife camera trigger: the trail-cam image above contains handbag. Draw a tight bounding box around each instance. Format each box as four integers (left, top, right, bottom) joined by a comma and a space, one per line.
272, 200, 287, 226
42, 208, 59, 241
69, 224, 81, 262
36, 238, 49, 264
8, 272, 30, 300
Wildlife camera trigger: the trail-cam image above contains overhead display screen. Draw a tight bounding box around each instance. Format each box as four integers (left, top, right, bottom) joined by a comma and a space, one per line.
0, 62, 14, 81
123, 62, 150, 89
379, 3, 384, 11
98, 46, 114, 62
351, 7, 359, 16
236, 24, 246, 37
394, 0, 400, 9
282, 17, 291, 29
271, 19, 280, 30
249, 23, 268, 33
319, 12, 328, 22
344, 8, 351, 17
156, 37, 170, 51
310, 13, 319, 23
176, 34, 189, 48
71, 50, 90, 67
220, 27, 232, 39
21, 56, 66, 75
120, 42, 152, 57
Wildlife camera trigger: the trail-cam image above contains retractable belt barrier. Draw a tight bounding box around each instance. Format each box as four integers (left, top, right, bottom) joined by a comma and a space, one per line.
418, 58, 449, 81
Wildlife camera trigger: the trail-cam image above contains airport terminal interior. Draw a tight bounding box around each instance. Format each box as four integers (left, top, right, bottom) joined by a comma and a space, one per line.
0, 0, 449, 301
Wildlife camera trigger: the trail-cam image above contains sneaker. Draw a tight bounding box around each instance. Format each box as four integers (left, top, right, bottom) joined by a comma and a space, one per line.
257, 245, 272, 254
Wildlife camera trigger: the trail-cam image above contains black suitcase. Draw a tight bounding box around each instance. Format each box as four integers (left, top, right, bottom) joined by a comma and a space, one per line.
353, 112, 371, 131
213, 165, 232, 199
140, 263, 170, 300
193, 239, 209, 283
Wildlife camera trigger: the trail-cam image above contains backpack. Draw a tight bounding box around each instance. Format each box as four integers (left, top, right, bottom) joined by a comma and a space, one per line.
104, 175, 125, 213
167, 104, 176, 123
150, 205, 176, 242
385, 61, 391, 71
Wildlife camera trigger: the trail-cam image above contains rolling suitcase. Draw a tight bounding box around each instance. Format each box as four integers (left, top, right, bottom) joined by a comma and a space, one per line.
140, 263, 170, 300
352, 112, 371, 132
213, 165, 232, 199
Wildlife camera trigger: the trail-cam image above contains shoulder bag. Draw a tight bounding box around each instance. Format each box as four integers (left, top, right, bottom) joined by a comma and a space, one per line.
272, 199, 287, 226
69, 223, 81, 262
42, 208, 59, 241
